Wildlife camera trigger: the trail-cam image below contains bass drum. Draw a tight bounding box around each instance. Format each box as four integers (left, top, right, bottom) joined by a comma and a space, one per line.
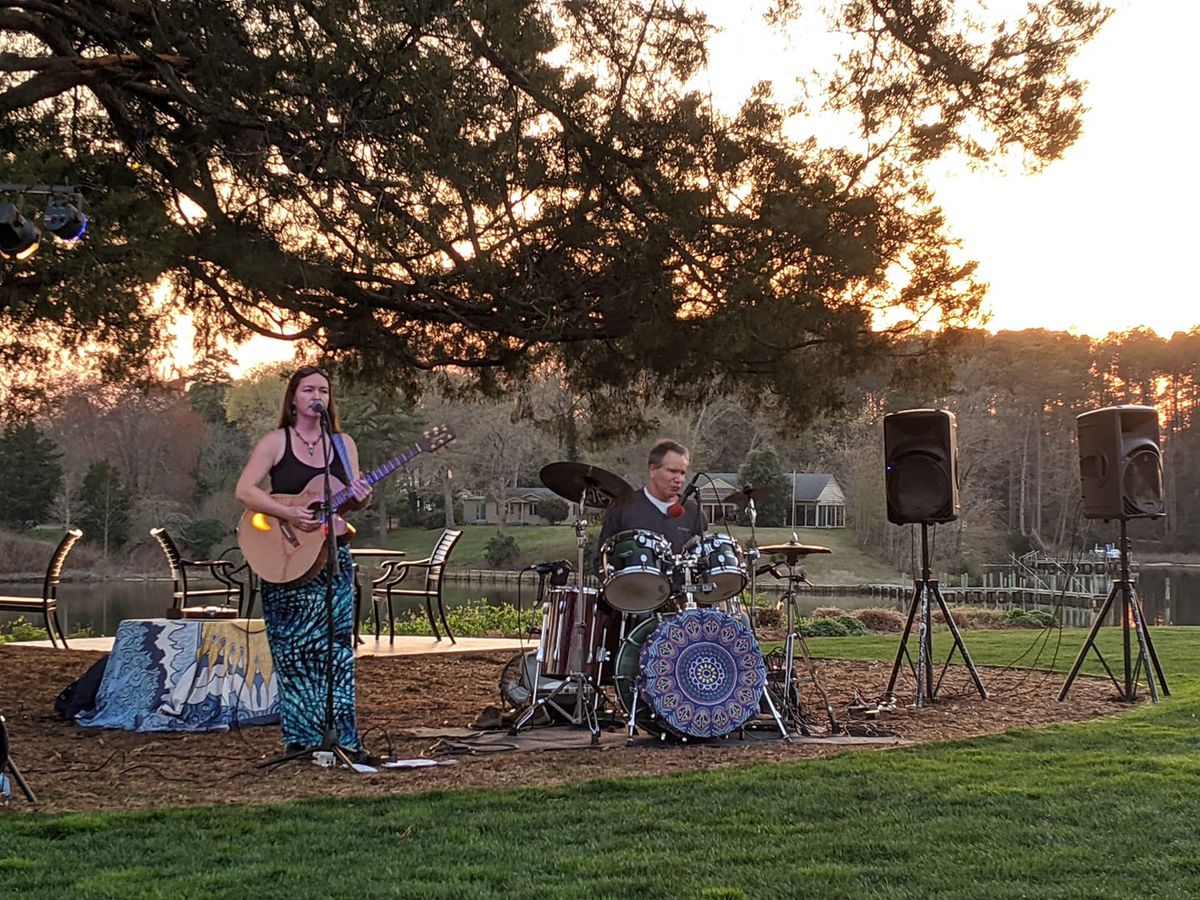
639, 607, 765, 739
612, 615, 669, 734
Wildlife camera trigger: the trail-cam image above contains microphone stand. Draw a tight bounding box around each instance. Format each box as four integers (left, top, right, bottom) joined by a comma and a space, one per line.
259, 408, 361, 772
1, 713, 36, 805
744, 489, 760, 636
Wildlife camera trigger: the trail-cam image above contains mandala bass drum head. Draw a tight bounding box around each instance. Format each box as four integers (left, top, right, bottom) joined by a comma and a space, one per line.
638, 607, 765, 739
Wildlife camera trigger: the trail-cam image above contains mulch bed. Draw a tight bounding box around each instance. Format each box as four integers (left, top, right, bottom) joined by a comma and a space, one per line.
0, 641, 1130, 813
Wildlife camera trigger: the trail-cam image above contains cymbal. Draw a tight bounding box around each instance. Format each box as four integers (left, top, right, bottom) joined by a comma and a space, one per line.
721, 484, 775, 508
539, 462, 633, 509
758, 541, 832, 563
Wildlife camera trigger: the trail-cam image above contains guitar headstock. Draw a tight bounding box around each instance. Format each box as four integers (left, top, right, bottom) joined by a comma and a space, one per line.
418, 424, 456, 453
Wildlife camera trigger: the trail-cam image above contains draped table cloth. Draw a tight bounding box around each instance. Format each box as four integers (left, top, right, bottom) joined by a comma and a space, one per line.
77, 618, 279, 732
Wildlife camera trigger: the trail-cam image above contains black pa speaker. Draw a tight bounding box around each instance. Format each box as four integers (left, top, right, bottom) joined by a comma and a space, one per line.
1076, 405, 1163, 520
884, 409, 960, 525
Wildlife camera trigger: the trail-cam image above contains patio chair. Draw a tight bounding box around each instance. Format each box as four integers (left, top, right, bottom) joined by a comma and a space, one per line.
370, 528, 463, 643
150, 527, 244, 619
0, 528, 82, 648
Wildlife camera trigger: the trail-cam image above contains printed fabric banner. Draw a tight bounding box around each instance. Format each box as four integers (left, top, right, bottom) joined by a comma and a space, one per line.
77, 618, 279, 732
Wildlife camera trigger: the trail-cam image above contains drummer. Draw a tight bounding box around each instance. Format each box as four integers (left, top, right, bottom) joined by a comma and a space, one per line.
598, 439, 707, 556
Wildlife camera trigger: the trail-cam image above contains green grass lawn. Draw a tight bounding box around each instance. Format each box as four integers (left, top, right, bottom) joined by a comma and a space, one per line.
382, 524, 904, 584
3, 626, 1199, 897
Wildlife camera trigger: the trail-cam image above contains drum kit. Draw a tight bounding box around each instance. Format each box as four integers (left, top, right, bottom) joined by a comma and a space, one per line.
508, 461, 838, 743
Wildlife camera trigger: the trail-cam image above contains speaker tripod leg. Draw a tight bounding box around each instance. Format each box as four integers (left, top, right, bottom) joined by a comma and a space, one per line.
1125, 582, 1161, 703
1058, 582, 1118, 701
930, 581, 987, 701
885, 581, 922, 703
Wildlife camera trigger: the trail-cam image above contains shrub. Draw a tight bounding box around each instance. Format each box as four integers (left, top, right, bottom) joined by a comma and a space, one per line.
484, 533, 520, 568
0, 616, 49, 644
935, 606, 1006, 629
751, 605, 782, 629
836, 615, 868, 636
812, 606, 847, 619
798, 616, 850, 637
534, 497, 570, 525
851, 607, 906, 632
387, 600, 535, 638
1004, 608, 1057, 628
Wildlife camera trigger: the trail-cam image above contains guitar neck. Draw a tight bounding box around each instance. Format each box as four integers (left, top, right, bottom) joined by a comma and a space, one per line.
328, 443, 424, 512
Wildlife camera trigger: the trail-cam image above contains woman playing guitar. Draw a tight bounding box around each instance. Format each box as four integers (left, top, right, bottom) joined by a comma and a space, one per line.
235, 365, 375, 764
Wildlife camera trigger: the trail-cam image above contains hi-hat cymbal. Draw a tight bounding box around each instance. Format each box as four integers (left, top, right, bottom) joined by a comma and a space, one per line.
721, 484, 775, 508
540, 462, 633, 509
758, 541, 832, 563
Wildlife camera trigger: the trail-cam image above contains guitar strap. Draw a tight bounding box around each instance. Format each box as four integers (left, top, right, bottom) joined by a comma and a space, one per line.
330, 432, 355, 480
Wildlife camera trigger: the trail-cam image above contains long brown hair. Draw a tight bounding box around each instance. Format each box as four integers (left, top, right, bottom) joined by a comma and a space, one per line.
276, 365, 343, 432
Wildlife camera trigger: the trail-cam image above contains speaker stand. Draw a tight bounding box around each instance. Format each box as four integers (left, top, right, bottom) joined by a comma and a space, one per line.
885, 524, 987, 707
1058, 519, 1168, 703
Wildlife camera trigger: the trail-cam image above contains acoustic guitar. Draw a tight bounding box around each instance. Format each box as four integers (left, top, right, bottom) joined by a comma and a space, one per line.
237, 424, 455, 586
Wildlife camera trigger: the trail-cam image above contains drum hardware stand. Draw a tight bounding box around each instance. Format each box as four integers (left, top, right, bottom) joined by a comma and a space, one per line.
1059, 519, 1168, 703
1, 714, 36, 806
765, 560, 839, 735
885, 523, 987, 708
511, 486, 602, 744
744, 490, 761, 637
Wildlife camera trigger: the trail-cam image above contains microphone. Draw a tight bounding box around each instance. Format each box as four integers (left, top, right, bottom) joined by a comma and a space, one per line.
667, 502, 684, 519
526, 560, 573, 584
311, 400, 331, 421
679, 472, 702, 504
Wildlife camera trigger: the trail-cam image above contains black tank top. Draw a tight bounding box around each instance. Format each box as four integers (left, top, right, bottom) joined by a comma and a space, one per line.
269, 428, 351, 494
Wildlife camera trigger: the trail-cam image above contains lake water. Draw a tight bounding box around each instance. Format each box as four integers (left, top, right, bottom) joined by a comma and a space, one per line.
3, 568, 1196, 638
1, 576, 895, 638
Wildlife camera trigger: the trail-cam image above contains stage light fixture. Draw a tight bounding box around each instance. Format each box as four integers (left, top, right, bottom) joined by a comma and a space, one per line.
0, 202, 41, 260
43, 199, 88, 242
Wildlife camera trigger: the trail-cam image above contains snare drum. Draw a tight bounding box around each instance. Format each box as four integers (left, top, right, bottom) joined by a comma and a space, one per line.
600, 529, 675, 613
541, 586, 622, 683
685, 533, 748, 603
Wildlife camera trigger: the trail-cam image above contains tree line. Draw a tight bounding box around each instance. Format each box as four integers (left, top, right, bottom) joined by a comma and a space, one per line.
1, 326, 1197, 571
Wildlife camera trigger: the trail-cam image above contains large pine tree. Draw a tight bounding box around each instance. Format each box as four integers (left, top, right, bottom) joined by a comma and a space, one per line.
1, 1, 1109, 426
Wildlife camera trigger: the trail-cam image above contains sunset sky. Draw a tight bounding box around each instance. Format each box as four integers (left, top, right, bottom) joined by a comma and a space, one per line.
705, 0, 1198, 339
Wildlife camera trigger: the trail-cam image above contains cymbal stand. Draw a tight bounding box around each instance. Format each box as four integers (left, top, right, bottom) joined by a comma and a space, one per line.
511, 487, 601, 743
770, 560, 838, 734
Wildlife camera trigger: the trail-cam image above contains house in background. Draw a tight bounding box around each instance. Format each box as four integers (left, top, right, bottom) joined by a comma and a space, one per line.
460, 487, 578, 525
789, 473, 846, 528
460, 472, 846, 528
694, 473, 742, 525
704, 472, 847, 528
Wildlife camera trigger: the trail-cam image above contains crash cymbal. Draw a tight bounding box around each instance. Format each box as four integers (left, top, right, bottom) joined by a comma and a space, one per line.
539, 461, 633, 509
721, 484, 775, 508
758, 541, 832, 563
